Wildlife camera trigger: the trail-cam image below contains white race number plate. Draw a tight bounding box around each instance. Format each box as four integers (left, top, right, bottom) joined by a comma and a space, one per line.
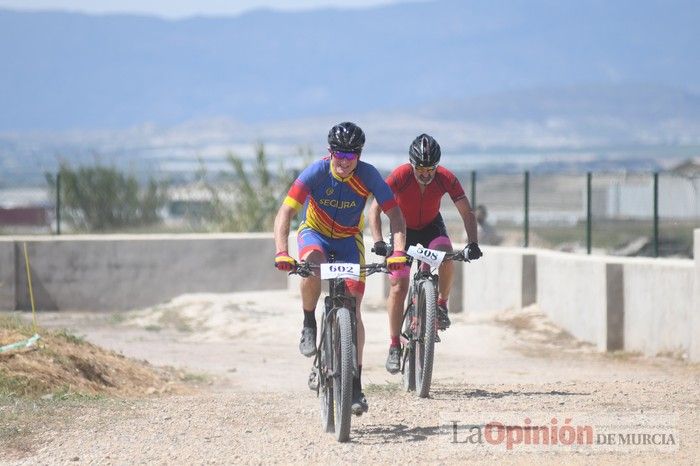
406, 244, 446, 268
320, 263, 360, 279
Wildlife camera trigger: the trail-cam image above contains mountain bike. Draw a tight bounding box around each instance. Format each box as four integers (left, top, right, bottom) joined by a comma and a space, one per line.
291, 257, 388, 443
400, 245, 469, 398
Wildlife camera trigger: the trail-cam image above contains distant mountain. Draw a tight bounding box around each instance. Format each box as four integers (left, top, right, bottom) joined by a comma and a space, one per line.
0, 0, 699, 131
2, 82, 700, 188
421, 84, 700, 123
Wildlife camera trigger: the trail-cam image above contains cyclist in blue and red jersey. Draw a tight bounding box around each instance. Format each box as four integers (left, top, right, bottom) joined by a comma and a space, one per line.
273, 122, 407, 415
369, 133, 483, 374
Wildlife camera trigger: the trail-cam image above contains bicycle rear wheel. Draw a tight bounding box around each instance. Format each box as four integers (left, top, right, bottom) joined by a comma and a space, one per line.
320, 319, 334, 433
332, 307, 354, 442
415, 280, 437, 398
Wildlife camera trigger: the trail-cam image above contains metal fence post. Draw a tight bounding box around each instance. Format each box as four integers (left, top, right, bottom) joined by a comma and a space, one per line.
56, 171, 61, 235
470, 170, 477, 208
524, 171, 529, 247
653, 172, 659, 257
587, 172, 592, 254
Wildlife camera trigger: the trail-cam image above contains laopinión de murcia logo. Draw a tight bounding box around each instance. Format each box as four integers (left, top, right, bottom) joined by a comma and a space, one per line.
440, 412, 679, 452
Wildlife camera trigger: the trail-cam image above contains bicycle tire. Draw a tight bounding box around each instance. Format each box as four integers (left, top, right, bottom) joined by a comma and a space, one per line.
402, 289, 415, 392
320, 318, 334, 433
415, 280, 437, 398
332, 307, 354, 442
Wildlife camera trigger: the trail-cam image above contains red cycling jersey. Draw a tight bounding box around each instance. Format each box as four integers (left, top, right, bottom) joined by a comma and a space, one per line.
385, 163, 466, 230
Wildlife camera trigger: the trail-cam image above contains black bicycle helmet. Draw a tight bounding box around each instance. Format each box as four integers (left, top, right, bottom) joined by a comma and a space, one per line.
409, 133, 441, 167
328, 122, 365, 153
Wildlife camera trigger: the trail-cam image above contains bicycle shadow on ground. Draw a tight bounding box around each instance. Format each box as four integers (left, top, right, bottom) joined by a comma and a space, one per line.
353, 423, 441, 444
429, 387, 591, 400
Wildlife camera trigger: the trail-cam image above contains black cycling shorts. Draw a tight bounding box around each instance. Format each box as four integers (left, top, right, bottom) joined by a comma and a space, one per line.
406, 213, 449, 249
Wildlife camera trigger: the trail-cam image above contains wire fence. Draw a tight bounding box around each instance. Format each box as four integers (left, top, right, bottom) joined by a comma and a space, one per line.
1, 166, 698, 258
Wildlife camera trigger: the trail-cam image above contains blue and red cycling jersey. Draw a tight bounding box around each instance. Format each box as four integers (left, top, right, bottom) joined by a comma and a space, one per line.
284, 156, 397, 295
284, 157, 398, 239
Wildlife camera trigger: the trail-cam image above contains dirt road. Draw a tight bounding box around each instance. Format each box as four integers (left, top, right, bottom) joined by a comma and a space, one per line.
4, 290, 699, 464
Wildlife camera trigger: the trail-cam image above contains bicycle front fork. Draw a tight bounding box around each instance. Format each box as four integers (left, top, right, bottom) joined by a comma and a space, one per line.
324, 295, 360, 378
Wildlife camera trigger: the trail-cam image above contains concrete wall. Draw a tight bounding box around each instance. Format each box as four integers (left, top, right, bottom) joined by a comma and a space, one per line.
463, 246, 537, 315
623, 258, 694, 357
0, 241, 15, 309
692, 229, 700, 362
537, 251, 612, 351
3, 231, 697, 360
486, 248, 695, 357
2, 234, 285, 311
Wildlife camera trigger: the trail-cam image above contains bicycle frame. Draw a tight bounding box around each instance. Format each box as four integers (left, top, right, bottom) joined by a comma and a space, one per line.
403, 265, 437, 323
401, 250, 466, 346
400, 260, 437, 375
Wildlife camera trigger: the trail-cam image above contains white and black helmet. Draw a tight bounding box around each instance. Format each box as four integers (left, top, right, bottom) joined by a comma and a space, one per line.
409, 133, 441, 167
328, 122, 365, 153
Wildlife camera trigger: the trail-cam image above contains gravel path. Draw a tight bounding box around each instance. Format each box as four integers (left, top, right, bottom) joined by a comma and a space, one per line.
3, 290, 699, 464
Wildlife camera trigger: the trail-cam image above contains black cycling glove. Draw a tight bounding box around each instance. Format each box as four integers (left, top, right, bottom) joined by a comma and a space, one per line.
372, 241, 389, 257
464, 242, 483, 260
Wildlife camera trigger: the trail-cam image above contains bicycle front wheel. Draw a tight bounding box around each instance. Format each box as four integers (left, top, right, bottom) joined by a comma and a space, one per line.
320, 319, 334, 433
332, 307, 354, 442
415, 280, 437, 398
402, 288, 415, 392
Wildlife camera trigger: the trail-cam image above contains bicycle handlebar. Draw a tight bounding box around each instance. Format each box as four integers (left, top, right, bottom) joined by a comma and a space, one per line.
289, 250, 470, 277
372, 245, 471, 264
289, 260, 390, 278
442, 251, 470, 263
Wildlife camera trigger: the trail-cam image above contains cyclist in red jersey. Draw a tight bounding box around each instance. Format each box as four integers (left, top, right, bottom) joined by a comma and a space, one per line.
368, 133, 483, 374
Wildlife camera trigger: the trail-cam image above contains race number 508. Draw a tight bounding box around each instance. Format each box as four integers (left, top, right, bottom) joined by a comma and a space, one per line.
416, 246, 438, 261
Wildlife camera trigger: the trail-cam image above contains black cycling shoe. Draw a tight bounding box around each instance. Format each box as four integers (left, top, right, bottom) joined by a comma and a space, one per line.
437, 304, 451, 331
385, 345, 401, 374
351, 389, 369, 416
299, 326, 317, 357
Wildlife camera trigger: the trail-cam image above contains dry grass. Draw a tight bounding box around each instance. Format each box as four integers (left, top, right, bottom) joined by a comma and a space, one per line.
0, 315, 184, 399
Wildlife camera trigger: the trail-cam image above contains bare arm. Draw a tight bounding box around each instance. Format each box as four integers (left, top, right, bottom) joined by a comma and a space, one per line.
384, 205, 406, 252
273, 204, 297, 254
368, 198, 384, 243
454, 198, 478, 244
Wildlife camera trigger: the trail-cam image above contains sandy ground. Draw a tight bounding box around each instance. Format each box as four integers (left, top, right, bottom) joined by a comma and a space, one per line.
2, 289, 699, 464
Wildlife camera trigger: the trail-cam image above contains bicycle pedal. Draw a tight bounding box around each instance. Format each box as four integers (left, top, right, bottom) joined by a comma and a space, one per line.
307, 368, 319, 391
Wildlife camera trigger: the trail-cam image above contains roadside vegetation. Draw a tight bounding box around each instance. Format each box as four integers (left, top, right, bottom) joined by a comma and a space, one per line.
46, 164, 167, 232
197, 143, 304, 232
44, 143, 304, 234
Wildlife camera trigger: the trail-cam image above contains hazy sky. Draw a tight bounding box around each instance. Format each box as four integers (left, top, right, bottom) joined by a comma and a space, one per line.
0, 0, 422, 18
